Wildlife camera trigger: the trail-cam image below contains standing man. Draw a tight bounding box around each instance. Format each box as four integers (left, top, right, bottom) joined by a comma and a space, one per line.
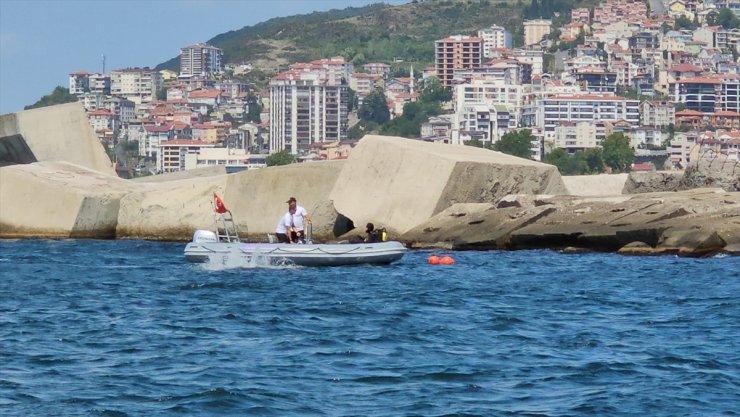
286, 197, 311, 243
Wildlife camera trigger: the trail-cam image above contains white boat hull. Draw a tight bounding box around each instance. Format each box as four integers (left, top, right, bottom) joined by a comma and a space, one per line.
184, 240, 407, 266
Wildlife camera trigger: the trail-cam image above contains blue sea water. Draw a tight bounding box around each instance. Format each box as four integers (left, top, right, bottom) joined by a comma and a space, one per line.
0, 239, 738, 416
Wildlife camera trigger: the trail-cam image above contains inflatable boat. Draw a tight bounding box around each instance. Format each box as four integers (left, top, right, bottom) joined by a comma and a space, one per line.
184, 231, 407, 266
185, 195, 406, 266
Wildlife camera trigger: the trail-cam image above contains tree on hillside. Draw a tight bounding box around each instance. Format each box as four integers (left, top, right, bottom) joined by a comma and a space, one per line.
156, 87, 167, 101
544, 148, 570, 173
602, 132, 635, 172
347, 88, 357, 113
358, 88, 390, 125
420, 77, 451, 102
494, 130, 534, 159
674, 15, 697, 30
583, 147, 605, 173
24, 86, 78, 110
266, 150, 295, 167
716, 8, 740, 29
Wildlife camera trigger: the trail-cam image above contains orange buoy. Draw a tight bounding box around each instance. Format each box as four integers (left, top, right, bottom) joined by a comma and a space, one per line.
428, 255, 440, 265
440, 256, 455, 265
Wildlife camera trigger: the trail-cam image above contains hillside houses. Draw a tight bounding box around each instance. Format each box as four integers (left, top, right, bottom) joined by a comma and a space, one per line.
69, 0, 740, 175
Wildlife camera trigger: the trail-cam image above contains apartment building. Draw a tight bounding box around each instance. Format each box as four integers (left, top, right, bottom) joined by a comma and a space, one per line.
308, 57, 354, 85
349, 72, 381, 96
552, 121, 599, 152
110, 67, 163, 104
89, 73, 111, 95
69, 71, 90, 95
571, 8, 591, 23
640, 101, 676, 127
523, 19, 551, 46
157, 139, 215, 173
269, 67, 349, 154
435, 35, 484, 88
364, 63, 391, 78
182, 147, 259, 171
537, 94, 640, 140
453, 77, 524, 128
478, 25, 512, 58
180, 43, 223, 78
675, 74, 740, 113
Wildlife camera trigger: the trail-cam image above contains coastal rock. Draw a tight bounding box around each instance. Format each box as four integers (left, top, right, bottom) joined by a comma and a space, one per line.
617, 241, 657, 256
679, 156, 739, 192
623, 171, 683, 194
330, 135, 567, 234
402, 203, 555, 249
654, 229, 727, 257
0, 102, 114, 175
508, 189, 740, 252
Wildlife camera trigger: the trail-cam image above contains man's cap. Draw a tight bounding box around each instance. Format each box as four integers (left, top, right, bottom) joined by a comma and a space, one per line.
286, 197, 297, 203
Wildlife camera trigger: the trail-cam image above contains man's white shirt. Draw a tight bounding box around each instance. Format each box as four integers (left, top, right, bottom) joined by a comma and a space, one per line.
275, 212, 293, 234
292, 206, 309, 231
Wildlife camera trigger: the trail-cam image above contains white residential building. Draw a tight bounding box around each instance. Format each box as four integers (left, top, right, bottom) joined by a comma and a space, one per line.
183, 147, 254, 171
269, 67, 349, 154
537, 94, 640, 142
478, 25, 513, 57
157, 139, 216, 173
552, 121, 599, 151
110, 68, 163, 104
180, 43, 223, 78
69, 71, 90, 95
453, 77, 524, 126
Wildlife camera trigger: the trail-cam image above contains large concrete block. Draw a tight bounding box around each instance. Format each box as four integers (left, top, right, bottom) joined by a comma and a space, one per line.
561, 174, 628, 196
0, 103, 115, 175
329, 135, 567, 234
116, 176, 228, 240
116, 161, 350, 241
224, 161, 349, 240
0, 162, 134, 238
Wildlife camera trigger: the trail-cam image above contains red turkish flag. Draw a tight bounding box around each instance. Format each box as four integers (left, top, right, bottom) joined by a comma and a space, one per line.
213, 192, 228, 214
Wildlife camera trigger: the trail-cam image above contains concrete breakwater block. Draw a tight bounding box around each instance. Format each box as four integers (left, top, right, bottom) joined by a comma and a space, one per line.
0, 103, 114, 175
0, 162, 135, 238
561, 173, 628, 196
329, 135, 567, 235
224, 161, 350, 241
116, 175, 228, 240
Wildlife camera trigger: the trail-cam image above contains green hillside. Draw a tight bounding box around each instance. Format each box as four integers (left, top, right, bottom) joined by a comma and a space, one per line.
158, 1, 517, 73
156, 0, 596, 80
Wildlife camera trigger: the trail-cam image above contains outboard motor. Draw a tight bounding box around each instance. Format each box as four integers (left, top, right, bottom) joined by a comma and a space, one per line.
193, 230, 218, 243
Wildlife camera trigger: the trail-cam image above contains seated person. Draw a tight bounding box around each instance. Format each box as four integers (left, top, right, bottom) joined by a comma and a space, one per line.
275, 211, 294, 244
364, 222, 381, 243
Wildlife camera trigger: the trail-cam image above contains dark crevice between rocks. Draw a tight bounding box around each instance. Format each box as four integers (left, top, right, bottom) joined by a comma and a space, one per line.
0, 134, 37, 166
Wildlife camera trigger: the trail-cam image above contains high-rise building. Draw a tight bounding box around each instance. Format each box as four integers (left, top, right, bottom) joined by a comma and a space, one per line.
269, 66, 349, 154
435, 35, 483, 88
523, 19, 552, 46
478, 25, 513, 57
179, 43, 224, 78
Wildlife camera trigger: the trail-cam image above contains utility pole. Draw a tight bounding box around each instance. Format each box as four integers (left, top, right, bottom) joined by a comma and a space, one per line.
102, 54, 106, 74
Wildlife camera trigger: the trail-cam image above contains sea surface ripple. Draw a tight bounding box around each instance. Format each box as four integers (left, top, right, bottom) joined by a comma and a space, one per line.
0, 239, 738, 416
